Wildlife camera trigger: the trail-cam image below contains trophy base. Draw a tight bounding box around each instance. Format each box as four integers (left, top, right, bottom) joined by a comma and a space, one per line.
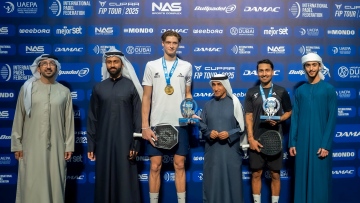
179, 118, 199, 126
260, 115, 281, 120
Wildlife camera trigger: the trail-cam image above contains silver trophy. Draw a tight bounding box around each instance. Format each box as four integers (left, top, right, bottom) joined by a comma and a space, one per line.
260, 97, 281, 120
179, 98, 199, 126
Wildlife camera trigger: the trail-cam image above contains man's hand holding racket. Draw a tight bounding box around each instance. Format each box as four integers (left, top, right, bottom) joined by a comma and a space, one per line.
142, 127, 157, 147
249, 138, 263, 152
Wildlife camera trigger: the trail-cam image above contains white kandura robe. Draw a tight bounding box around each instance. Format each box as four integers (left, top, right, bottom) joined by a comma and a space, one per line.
11, 80, 74, 203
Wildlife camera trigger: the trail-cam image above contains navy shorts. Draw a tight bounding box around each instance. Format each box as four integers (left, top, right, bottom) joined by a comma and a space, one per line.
146, 126, 190, 156
249, 149, 283, 171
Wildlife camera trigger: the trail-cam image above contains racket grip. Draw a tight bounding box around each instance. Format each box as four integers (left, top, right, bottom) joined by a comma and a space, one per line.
133, 133, 142, 137
133, 132, 156, 142
241, 144, 250, 150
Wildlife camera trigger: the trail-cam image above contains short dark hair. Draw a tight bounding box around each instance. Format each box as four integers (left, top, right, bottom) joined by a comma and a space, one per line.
257, 59, 274, 70
161, 30, 182, 43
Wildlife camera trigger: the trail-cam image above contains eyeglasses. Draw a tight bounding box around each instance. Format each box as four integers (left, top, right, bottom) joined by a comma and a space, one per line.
39, 61, 56, 68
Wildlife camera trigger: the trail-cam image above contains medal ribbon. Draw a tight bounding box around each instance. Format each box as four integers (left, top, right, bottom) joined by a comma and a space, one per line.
259, 83, 273, 102
162, 57, 178, 86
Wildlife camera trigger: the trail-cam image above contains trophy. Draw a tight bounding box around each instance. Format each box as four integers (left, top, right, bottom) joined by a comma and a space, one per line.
179, 98, 200, 126
260, 97, 281, 120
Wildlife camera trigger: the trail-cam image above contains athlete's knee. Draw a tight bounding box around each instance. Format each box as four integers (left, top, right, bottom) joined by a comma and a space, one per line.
271, 171, 280, 181
252, 170, 263, 180
150, 157, 162, 173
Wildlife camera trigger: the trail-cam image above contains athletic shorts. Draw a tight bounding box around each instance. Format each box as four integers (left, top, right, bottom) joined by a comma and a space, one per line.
249, 149, 283, 171
146, 126, 190, 156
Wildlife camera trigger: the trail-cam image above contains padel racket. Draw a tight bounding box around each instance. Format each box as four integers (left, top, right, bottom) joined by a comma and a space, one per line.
134, 123, 178, 149
257, 130, 282, 156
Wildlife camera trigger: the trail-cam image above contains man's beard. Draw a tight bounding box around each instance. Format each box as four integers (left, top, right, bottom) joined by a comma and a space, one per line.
108, 67, 121, 77
306, 69, 319, 79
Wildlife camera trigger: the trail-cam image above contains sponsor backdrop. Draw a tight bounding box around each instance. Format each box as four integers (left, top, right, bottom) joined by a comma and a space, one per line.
0, 0, 359, 202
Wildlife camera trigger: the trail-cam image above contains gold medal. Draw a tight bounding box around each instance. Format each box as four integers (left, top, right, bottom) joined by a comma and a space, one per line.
164, 85, 174, 95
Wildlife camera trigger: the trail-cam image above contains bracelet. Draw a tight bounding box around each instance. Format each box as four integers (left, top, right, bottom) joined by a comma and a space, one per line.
141, 127, 151, 130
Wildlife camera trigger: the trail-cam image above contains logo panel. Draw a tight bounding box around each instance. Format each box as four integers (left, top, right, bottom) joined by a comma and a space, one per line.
241, 0, 284, 18
333, 3, 360, 19
145, 1, 189, 17
193, 63, 236, 82
294, 26, 323, 37
294, 45, 324, 56
334, 64, 360, 81
48, 0, 92, 17
88, 44, 121, 55
18, 25, 51, 36
0, 90, 16, 101
53, 25, 85, 36
332, 149, 356, 161
288, 1, 329, 19
97, 1, 140, 17
123, 26, 155, 36
334, 124, 360, 143
88, 26, 120, 36
337, 106, 356, 117
19, 44, 51, 55
261, 45, 291, 56
57, 63, 91, 82
53, 44, 85, 55
335, 88, 356, 100
193, 2, 237, 18
327, 45, 356, 56
0, 1, 43, 17
0, 44, 16, 55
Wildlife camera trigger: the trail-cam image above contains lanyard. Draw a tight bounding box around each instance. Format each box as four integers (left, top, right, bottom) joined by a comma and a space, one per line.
259, 83, 273, 102
162, 57, 178, 86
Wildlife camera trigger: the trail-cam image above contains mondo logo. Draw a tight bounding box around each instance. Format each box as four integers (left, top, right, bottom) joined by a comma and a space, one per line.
0, 90, 15, 101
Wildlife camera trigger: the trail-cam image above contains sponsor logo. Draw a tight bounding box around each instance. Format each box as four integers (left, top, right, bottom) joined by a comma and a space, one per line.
335, 88, 356, 100
335, 64, 360, 81
89, 44, 120, 55
244, 7, 280, 12
123, 26, 154, 36
97, 1, 140, 16
193, 44, 224, 55
192, 27, 224, 36
0, 154, 15, 166
229, 45, 257, 55
159, 26, 189, 35
67, 173, 86, 183
151, 2, 182, 15
125, 45, 152, 55
162, 155, 174, 164
295, 27, 322, 37
18, 25, 51, 36
158, 44, 189, 56
332, 167, 356, 178
0, 109, 13, 120
192, 171, 203, 182
295, 45, 323, 55
192, 152, 204, 164
0, 173, 17, 184
0, 128, 11, 147
193, 63, 236, 81
49, 0, 92, 17
264, 170, 289, 179
67, 154, 85, 163
19, 44, 51, 55
262, 45, 290, 55
53, 44, 84, 55
241, 1, 284, 18
289, 2, 329, 19
58, 64, 91, 82
71, 89, 85, 101
0, 90, 15, 101
332, 149, 356, 160
88, 26, 119, 36
328, 45, 355, 56
0, 44, 15, 55
240, 63, 284, 82
229, 26, 256, 36
334, 3, 360, 19
0, 25, 15, 36
327, 28, 356, 38
338, 106, 356, 117
163, 171, 176, 182
334, 124, 360, 143
136, 156, 150, 163
262, 26, 289, 37
53, 25, 84, 36
242, 169, 251, 180
0, 1, 43, 17
73, 108, 85, 120
138, 173, 149, 182
193, 4, 236, 17
0, 63, 33, 82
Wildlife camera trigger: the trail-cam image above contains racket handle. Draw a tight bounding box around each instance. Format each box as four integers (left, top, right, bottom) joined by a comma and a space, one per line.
241, 144, 250, 150
133, 133, 142, 137
133, 132, 156, 142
